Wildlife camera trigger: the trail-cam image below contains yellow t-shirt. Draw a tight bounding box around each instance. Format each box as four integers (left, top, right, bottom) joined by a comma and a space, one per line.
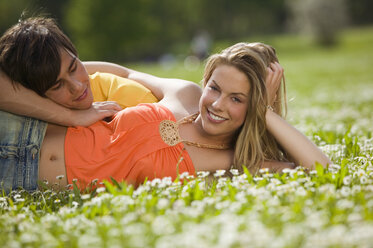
89, 72, 158, 109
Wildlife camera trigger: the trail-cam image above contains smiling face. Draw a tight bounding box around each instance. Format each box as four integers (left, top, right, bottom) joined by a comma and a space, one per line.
44, 48, 93, 109
198, 64, 250, 141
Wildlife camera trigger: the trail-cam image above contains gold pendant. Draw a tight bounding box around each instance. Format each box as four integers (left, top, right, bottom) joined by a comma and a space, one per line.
159, 120, 181, 146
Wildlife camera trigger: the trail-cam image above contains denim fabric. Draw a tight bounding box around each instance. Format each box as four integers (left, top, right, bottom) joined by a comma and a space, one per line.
0, 110, 47, 193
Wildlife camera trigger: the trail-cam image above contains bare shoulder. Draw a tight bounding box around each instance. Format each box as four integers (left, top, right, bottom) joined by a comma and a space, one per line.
175, 80, 202, 102
161, 80, 202, 119
164, 78, 202, 95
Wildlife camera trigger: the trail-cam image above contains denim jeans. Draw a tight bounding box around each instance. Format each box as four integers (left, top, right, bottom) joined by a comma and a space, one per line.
0, 110, 47, 193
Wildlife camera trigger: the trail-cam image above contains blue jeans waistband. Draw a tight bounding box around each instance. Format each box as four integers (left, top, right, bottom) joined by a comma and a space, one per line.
0, 110, 47, 193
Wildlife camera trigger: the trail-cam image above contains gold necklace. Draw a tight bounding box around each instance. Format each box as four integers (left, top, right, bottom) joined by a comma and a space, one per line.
159, 113, 231, 150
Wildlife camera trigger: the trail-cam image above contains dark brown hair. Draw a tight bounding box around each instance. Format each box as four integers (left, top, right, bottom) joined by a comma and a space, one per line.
0, 17, 77, 96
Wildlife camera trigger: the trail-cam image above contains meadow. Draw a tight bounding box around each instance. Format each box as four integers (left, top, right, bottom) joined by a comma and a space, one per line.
1, 27, 373, 247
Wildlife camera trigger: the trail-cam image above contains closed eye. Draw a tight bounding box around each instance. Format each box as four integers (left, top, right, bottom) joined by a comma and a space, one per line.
68, 56, 78, 73
70, 61, 77, 73
50, 81, 63, 91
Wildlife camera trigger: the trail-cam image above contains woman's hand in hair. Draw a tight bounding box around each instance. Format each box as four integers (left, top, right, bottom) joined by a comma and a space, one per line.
265, 62, 283, 106
70, 101, 122, 127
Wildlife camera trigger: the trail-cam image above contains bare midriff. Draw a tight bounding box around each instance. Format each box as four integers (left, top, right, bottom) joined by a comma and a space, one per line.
39, 124, 68, 188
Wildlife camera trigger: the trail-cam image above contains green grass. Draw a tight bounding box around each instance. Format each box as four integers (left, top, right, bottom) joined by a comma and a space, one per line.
1, 27, 373, 247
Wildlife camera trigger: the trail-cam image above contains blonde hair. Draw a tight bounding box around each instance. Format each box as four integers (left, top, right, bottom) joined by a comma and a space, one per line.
245, 42, 287, 117
202, 42, 288, 174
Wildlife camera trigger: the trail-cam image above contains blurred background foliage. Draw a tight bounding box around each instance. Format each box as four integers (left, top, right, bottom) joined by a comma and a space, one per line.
0, 0, 372, 62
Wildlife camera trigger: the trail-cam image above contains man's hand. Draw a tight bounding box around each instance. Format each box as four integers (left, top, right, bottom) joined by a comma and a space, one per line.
70, 101, 122, 127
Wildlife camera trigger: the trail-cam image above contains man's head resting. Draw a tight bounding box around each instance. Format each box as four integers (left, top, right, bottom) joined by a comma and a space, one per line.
0, 17, 78, 96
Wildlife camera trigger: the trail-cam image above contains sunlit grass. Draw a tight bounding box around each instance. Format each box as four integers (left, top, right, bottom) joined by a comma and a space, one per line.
1, 26, 373, 247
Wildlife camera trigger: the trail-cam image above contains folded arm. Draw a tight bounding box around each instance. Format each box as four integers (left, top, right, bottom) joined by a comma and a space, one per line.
265, 62, 331, 170
83, 61, 202, 117
84, 61, 197, 99
266, 109, 331, 170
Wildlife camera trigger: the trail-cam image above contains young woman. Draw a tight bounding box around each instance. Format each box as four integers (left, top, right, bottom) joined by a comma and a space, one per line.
0, 40, 331, 192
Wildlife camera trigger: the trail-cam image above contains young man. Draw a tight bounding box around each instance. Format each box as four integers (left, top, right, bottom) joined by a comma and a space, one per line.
0, 17, 157, 126
0, 17, 157, 192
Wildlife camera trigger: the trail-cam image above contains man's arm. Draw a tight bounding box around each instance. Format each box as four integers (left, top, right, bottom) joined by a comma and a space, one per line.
0, 70, 119, 126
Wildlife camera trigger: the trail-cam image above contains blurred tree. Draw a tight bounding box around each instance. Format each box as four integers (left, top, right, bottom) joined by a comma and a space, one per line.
187, 0, 287, 39
32, 0, 68, 22
63, 0, 289, 61
0, 0, 31, 34
1, 0, 371, 62
0, 0, 68, 35
347, 0, 373, 25
64, 0, 199, 61
286, 0, 349, 46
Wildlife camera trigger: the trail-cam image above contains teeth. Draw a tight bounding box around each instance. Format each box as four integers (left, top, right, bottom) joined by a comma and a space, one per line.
209, 112, 225, 121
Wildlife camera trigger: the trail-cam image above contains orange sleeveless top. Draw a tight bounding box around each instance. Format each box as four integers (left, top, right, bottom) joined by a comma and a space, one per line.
65, 103, 195, 188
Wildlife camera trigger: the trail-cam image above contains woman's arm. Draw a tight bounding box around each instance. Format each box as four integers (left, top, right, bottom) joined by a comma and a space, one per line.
84, 61, 130, 78
83, 61, 202, 107
0, 70, 119, 126
265, 63, 332, 169
266, 110, 331, 169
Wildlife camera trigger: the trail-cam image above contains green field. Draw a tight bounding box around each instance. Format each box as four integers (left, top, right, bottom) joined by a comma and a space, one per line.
1, 27, 373, 247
